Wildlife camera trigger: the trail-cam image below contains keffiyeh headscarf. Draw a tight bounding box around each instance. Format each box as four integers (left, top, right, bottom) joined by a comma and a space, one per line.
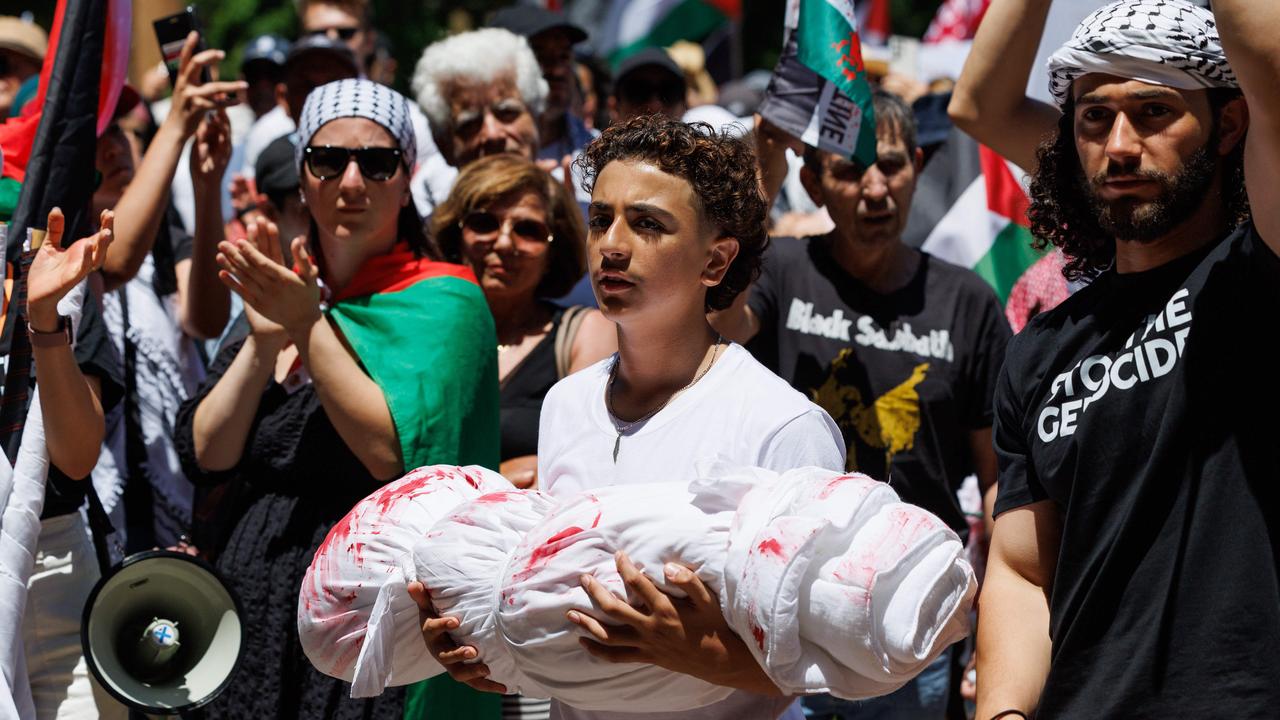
1047, 0, 1238, 109
295, 78, 417, 171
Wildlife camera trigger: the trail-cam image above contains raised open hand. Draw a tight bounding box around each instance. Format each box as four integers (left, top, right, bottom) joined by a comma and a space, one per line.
27, 208, 114, 330
217, 219, 322, 337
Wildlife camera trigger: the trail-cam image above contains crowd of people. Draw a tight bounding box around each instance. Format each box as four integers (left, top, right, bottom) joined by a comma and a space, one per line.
1, 0, 1277, 718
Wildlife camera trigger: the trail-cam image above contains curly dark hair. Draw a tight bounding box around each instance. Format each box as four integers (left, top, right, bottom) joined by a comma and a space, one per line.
1028, 88, 1249, 281
574, 114, 768, 312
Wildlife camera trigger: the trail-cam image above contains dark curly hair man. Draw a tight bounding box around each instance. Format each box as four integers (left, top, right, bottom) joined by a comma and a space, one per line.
576, 114, 768, 312
948, 0, 1280, 718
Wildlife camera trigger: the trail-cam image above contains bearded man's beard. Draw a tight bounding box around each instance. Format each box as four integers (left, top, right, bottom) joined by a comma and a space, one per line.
1081, 138, 1219, 243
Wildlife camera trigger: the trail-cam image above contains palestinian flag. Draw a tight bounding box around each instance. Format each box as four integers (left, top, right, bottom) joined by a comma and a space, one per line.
759, 0, 877, 169
914, 131, 1068, 330
602, 0, 741, 66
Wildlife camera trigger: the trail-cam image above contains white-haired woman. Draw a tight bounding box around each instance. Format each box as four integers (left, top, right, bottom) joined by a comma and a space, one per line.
175, 79, 499, 718
409, 27, 549, 216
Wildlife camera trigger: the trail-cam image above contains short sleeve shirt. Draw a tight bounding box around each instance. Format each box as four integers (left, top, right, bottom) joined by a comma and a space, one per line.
993, 225, 1280, 716
748, 236, 1011, 539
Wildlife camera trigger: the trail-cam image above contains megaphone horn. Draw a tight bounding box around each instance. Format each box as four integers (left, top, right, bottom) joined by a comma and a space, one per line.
80, 550, 245, 715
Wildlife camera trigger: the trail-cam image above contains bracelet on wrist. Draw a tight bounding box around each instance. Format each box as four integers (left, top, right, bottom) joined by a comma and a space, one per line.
989, 710, 1029, 720
27, 314, 73, 347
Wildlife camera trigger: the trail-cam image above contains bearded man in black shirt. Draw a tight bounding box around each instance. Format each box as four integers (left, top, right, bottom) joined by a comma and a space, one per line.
948, 0, 1280, 717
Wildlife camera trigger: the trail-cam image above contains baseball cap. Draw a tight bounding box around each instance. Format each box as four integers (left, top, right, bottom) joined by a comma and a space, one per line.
0, 16, 46, 63
614, 48, 685, 93
243, 34, 290, 68
285, 33, 358, 74
255, 134, 300, 199
489, 5, 587, 44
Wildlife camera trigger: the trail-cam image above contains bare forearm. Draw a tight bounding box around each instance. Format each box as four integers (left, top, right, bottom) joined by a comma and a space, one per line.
1214, 1, 1280, 81
975, 561, 1052, 717
32, 344, 104, 479
948, 0, 1060, 172
180, 185, 232, 338
102, 121, 187, 290
192, 337, 275, 471
292, 318, 403, 480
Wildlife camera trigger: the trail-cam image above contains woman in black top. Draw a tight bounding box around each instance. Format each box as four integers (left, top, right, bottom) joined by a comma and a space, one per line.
432, 154, 615, 488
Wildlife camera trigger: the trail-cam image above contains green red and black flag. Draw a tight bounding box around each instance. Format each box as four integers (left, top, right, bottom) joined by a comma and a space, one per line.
759, 0, 878, 170
912, 130, 1069, 332
599, 0, 741, 67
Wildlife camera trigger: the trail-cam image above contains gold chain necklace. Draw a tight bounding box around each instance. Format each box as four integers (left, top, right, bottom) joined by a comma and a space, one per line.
605, 335, 724, 463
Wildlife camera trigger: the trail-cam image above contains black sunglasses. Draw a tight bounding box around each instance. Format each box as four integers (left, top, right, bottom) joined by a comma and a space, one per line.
461, 210, 552, 244
308, 26, 359, 41
304, 146, 403, 181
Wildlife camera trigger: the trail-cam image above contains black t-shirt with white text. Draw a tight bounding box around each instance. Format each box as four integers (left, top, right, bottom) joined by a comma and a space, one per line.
749, 236, 1011, 539
994, 224, 1280, 717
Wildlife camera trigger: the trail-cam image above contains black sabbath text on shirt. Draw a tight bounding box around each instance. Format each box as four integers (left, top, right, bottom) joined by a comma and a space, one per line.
785, 298, 956, 361
1038, 287, 1192, 443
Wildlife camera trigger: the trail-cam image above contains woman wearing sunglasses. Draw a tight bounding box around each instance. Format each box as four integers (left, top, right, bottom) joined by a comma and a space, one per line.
175, 79, 499, 719
412, 116, 844, 720
432, 154, 616, 491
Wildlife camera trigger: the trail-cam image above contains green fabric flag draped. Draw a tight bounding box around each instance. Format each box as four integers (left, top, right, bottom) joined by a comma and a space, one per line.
327, 250, 502, 720
795, 0, 878, 168
329, 274, 499, 472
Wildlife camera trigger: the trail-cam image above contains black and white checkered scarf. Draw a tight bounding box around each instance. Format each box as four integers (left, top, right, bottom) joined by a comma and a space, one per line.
295, 78, 417, 171
1047, 0, 1237, 109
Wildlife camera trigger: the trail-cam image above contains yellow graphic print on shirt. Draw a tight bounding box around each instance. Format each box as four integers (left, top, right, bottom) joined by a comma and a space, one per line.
811, 348, 930, 474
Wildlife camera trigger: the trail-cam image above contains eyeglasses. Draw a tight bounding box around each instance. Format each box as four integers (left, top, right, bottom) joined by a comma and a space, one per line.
307, 26, 360, 41
461, 210, 553, 244
304, 146, 403, 181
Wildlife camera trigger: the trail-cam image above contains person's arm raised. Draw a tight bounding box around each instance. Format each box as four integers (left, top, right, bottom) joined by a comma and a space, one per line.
975, 500, 1061, 719
948, 0, 1061, 173
216, 223, 404, 481
1213, 1, 1280, 253
191, 221, 288, 472
27, 208, 114, 479
100, 32, 245, 291
178, 109, 233, 338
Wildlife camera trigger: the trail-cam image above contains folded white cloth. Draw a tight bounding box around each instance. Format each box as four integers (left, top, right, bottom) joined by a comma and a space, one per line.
299, 464, 975, 709
297, 465, 512, 695
718, 463, 975, 698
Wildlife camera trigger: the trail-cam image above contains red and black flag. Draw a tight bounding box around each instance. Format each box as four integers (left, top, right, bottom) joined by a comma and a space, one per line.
0, 0, 129, 459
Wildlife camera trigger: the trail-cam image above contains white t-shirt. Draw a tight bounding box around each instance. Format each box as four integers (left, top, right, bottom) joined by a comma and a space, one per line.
537, 343, 844, 720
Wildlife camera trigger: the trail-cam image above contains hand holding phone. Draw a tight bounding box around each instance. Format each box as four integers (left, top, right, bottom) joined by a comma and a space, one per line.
155, 29, 247, 139
154, 7, 210, 87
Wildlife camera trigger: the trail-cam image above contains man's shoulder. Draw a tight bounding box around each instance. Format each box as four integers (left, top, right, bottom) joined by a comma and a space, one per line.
720, 345, 831, 423
764, 234, 823, 268
920, 252, 1003, 303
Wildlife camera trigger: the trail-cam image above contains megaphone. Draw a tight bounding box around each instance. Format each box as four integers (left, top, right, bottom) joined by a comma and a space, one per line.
80, 550, 245, 715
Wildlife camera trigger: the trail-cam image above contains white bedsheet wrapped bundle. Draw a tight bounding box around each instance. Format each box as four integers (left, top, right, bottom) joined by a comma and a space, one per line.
717, 464, 977, 699
300, 464, 974, 709
297, 465, 513, 694
477, 480, 756, 711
